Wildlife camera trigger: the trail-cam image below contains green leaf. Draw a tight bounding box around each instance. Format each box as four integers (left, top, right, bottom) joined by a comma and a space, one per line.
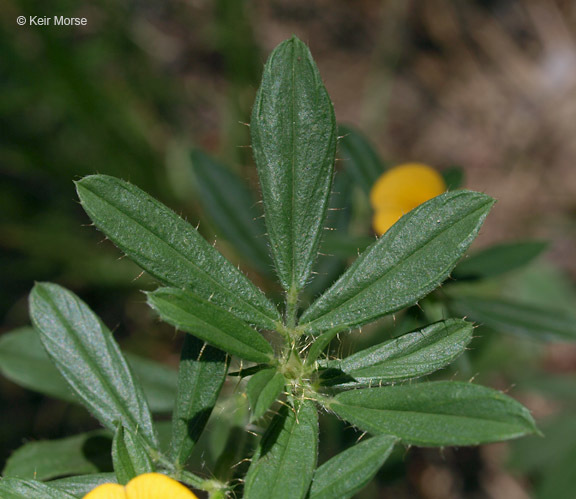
2, 431, 111, 481
309, 434, 397, 499
300, 191, 494, 333
453, 241, 548, 279
329, 381, 537, 446
75, 174, 280, 329
207, 394, 250, 481
338, 124, 384, 194
320, 234, 372, 259
169, 335, 228, 467
251, 36, 337, 291
450, 296, 576, 342
307, 167, 353, 298
246, 368, 286, 421
244, 400, 318, 499
228, 364, 268, 378
125, 353, 177, 413
147, 287, 274, 363
0, 327, 177, 413
0, 327, 76, 403
47, 474, 117, 497
320, 319, 473, 386
0, 479, 76, 499
29, 283, 157, 448
112, 424, 154, 485
441, 166, 465, 190
189, 149, 272, 274
305, 326, 345, 367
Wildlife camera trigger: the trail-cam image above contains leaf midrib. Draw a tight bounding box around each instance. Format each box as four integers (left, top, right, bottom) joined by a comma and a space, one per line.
303, 198, 490, 328
36, 288, 154, 446
289, 42, 297, 291
270, 404, 314, 497
154, 296, 272, 361
335, 401, 526, 427
79, 181, 276, 326
170, 350, 225, 462
311, 444, 386, 498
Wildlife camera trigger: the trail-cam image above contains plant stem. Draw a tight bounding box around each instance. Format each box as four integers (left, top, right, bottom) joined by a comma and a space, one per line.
154, 452, 204, 488
286, 286, 299, 330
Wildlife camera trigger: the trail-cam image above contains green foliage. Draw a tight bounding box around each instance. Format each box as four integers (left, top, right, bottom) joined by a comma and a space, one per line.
168, 336, 228, 468
305, 168, 354, 299
319, 319, 473, 386
0, 327, 75, 403
300, 191, 494, 332
112, 424, 155, 484
251, 37, 337, 292
450, 295, 576, 341
0, 327, 177, 412
246, 368, 286, 422
441, 166, 465, 190
29, 283, 158, 448
329, 382, 537, 446
309, 435, 397, 499
453, 240, 548, 279
2, 431, 111, 481
189, 149, 272, 274
244, 401, 318, 499
147, 287, 274, 363
0, 478, 76, 499
47, 475, 117, 497
75, 175, 280, 330
3, 36, 547, 498
337, 124, 384, 194
509, 412, 576, 499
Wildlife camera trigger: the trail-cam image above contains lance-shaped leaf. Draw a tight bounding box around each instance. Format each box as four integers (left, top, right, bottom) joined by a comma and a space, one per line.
75, 175, 280, 329
300, 191, 494, 333
0, 327, 177, 413
189, 149, 272, 274
251, 36, 337, 291
2, 431, 111, 481
0, 479, 77, 499
112, 424, 154, 485
147, 287, 274, 363
48, 474, 117, 497
244, 400, 318, 499
169, 335, 228, 467
246, 368, 286, 421
329, 381, 537, 446
320, 319, 473, 386
338, 124, 384, 194
309, 434, 397, 499
305, 326, 345, 366
453, 240, 548, 279
450, 296, 576, 342
29, 283, 157, 448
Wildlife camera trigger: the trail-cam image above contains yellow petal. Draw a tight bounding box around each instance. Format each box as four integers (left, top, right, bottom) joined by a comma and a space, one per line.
370, 163, 446, 211
372, 205, 408, 236
83, 483, 127, 499
125, 473, 198, 499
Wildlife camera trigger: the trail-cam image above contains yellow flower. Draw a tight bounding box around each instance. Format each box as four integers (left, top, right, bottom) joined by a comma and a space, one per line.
370, 163, 446, 235
83, 473, 198, 499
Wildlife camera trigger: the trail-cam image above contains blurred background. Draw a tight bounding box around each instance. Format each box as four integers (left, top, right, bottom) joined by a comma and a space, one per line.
1, 0, 576, 497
